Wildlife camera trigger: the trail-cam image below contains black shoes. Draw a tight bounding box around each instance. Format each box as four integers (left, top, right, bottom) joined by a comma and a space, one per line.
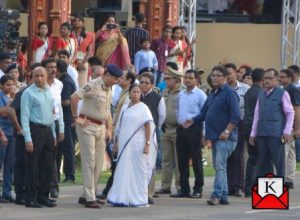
155, 189, 171, 194
96, 193, 107, 200
50, 189, 59, 199
285, 182, 294, 189
15, 198, 26, 205
234, 189, 243, 197
38, 198, 57, 207
63, 178, 75, 184
170, 192, 191, 198
25, 201, 43, 208
190, 191, 202, 199
78, 197, 87, 205
148, 197, 154, 204
229, 188, 243, 197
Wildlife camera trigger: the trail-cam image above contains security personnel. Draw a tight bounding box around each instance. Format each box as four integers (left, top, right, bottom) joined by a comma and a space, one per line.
70, 64, 122, 209
156, 67, 182, 195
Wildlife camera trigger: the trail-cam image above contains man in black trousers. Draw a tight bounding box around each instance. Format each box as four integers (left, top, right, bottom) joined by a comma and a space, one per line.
243, 68, 264, 197
7, 63, 40, 205
20, 67, 57, 208
56, 57, 77, 183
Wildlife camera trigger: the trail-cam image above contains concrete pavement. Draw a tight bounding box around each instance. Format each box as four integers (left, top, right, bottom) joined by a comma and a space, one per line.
1, 173, 299, 220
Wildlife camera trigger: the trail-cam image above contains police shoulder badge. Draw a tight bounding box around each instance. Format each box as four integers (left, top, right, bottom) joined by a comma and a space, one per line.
83, 85, 91, 92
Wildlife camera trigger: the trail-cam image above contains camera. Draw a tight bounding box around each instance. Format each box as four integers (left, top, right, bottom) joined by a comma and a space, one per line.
106, 23, 117, 29
0, 10, 21, 61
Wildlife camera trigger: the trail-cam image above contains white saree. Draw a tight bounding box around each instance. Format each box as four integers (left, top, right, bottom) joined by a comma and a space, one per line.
107, 102, 157, 207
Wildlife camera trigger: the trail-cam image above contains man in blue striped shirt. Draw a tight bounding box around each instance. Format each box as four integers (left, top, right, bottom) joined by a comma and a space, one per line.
225, 63, 250, 197
21, 67, 56, 208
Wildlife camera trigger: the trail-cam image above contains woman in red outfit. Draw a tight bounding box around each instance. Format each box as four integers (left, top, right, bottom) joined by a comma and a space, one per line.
31, 22, 53, 64
55, 22, 77, 64
70, 14, 95, 87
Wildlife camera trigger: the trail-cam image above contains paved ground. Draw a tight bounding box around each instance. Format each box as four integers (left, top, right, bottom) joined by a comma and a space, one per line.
1, 173, 299, 220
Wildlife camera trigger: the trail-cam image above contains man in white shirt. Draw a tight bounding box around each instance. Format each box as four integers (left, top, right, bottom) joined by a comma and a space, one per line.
42, 58, 65, 199
0, 52, 12, 79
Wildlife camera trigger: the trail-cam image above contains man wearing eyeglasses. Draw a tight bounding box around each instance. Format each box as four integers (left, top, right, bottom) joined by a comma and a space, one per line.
139, 72, 166, 204
171, 69, 207, 199
249, 69, 294, 181
185, 65, 240, 205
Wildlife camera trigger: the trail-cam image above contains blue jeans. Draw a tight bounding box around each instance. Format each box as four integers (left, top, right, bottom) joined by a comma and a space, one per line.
211, 140, 237, 200
1, 136, 16, 198
295, 137, 300, 161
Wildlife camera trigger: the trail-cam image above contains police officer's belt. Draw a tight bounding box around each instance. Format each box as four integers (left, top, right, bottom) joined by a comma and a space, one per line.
79, 114, 105, 125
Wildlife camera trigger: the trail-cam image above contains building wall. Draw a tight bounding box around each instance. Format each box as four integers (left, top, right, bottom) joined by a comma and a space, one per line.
195, 23, 281, 74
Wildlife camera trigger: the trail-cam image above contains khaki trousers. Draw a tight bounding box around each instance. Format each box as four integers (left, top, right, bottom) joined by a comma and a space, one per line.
160, 127, 180, 191
285, 140, 296, 182
76, 123, 106, 202
148, 171, 156, 197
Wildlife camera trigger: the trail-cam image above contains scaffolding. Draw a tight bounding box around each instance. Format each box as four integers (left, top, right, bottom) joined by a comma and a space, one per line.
281, 0, 300, 68
178, 0, 197, 68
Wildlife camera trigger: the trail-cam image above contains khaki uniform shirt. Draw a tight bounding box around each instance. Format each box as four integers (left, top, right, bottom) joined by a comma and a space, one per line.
162, 87, 181, 125
76, 77, 112, 121
113, 88, 130, 126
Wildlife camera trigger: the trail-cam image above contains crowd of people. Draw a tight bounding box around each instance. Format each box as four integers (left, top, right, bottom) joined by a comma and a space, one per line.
0, 11, 299, 210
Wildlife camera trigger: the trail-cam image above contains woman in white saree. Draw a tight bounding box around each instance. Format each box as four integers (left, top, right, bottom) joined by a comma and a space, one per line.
107, 84, 157, 207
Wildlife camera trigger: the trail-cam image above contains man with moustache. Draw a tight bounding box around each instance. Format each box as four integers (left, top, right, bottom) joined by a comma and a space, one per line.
71, 64, 122, 209
21, 67, 57, 208
171, 70, 206, 198
42, 58, 65, 199
250, 69, 294, 178
187, 65, 240, 205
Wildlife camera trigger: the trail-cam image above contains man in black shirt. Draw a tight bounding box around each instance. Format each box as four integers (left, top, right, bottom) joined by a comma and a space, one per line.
243, 68, 264, 197
279, 68, 300, 189
55, 60, 77, 183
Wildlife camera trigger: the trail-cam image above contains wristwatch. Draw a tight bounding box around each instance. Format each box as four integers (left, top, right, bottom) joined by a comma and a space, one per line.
146, 141, 150, 145
224, 129, 230, 135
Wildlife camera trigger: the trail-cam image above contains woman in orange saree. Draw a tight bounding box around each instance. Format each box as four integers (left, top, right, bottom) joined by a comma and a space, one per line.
95, 16, 131, 69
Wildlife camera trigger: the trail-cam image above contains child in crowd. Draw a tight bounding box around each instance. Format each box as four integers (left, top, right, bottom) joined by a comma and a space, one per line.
0, 75, 16, 203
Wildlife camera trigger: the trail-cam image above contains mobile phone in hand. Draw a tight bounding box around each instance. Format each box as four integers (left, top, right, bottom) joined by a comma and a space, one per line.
106, 24, 117, 29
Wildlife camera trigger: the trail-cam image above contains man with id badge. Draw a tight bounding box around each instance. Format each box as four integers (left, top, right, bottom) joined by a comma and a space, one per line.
151, 26, 172, 86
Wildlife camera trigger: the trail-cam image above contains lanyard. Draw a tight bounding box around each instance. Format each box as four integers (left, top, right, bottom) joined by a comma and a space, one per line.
64, 37, 72, 56
75, 32, 82, 47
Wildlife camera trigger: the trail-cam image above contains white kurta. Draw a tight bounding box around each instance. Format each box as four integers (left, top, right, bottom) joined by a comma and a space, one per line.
107, 102, 157, 207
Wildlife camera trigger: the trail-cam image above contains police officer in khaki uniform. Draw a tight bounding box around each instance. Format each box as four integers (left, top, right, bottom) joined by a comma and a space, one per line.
156, 66, 183, 195
70, 64, 122, 209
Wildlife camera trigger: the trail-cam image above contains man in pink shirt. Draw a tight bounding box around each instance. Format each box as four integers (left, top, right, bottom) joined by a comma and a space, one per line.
249, 68, 294, 177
